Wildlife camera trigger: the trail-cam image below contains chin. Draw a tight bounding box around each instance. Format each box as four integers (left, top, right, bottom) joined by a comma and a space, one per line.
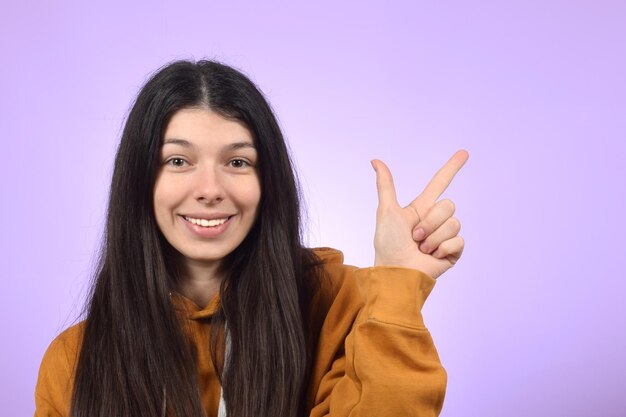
184, 246, 236, 263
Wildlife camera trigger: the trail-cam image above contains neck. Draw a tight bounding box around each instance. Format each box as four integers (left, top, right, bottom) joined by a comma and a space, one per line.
177, 258, 222, 309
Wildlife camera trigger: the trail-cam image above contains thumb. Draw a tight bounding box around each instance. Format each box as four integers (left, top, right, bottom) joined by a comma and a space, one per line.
371, 159, 398, 208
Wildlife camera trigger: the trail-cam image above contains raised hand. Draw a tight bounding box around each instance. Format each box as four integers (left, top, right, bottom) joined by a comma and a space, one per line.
371, 150, 469, 279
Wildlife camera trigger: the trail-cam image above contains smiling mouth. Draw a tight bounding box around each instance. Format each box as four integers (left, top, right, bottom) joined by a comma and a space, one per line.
183, 215, 232, 228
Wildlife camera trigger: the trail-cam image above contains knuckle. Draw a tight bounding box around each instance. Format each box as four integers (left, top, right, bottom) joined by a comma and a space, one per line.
422, 221, 435, 234
442, 198, 456, 213
449, 217, 461, 232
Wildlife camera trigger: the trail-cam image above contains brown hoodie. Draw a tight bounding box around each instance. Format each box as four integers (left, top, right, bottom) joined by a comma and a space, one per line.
34, 248, 447, 416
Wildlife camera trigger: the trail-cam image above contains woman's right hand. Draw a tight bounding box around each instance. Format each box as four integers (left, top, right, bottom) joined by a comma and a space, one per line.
371, 150, 468, 279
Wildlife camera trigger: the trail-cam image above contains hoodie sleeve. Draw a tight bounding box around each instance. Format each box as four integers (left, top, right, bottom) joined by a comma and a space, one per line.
34, 325, 81, 417
308, 265, 447, 417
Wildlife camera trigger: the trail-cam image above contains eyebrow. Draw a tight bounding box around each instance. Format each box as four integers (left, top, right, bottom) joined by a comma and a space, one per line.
163, 138, 196, 148
162, 138, 256, 151
225, 141, 256, 151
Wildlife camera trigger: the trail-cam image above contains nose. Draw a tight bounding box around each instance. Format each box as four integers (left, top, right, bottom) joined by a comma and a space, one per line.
193, 165, 225, 205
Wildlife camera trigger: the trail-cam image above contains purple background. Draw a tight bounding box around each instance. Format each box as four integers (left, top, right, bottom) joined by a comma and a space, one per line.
2, 1, 625, 416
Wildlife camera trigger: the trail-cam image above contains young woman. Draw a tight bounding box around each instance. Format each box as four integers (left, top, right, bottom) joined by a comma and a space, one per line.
34, 60, 468, 417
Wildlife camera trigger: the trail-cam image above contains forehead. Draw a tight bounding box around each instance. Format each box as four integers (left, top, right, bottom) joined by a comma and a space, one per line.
163, 108, 254, 147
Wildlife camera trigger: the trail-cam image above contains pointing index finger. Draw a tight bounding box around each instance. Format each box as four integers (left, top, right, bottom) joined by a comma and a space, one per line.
413, 150, 469, 208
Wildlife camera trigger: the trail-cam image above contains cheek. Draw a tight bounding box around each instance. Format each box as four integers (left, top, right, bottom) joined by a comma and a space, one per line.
153, 179, 181, 218
246, 179, 262, 212
229, 176, 262, 211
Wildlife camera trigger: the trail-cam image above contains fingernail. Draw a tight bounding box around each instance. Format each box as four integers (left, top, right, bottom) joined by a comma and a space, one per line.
413, 228, 425, 241
370, 160, 376, 171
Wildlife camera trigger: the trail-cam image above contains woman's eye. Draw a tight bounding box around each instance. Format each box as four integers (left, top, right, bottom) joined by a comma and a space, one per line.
229, 159, 250, 168
166, 158, 187, 167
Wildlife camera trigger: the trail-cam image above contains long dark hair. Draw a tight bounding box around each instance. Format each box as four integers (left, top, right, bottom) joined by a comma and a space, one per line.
72, 60, 321, 417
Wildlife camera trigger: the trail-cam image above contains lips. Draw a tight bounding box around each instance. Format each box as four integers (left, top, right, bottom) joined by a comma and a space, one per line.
183, 215, 229, 227
179, 214, 234, 238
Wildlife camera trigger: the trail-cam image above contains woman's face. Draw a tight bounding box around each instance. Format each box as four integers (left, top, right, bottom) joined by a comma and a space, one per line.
153, 107, 261, 274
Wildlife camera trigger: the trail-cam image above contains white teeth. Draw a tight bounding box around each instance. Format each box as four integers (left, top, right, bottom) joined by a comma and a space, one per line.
184, 216, 228, 227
